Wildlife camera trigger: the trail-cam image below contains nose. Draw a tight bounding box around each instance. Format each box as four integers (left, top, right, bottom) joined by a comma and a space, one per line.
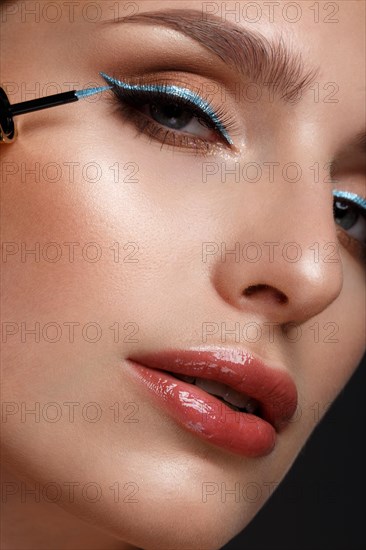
210, 183, 343, 326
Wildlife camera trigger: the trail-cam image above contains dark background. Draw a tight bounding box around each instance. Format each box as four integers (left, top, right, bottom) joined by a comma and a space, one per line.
223, 352, 366, 550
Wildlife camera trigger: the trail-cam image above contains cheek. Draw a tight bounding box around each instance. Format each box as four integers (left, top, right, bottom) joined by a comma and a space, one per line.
2, 117, 139, 311
289, 257, 365, 439
0, 129, 146, 417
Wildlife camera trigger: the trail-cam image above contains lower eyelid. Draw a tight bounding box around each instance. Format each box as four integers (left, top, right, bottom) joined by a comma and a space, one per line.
116, 102, 219, 153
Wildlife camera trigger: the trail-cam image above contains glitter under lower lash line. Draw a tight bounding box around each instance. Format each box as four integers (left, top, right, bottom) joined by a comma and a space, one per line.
99, 71, 234, 146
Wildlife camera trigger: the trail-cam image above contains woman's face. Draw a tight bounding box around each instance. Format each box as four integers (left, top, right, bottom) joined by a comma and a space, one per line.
1, 1, 365, 548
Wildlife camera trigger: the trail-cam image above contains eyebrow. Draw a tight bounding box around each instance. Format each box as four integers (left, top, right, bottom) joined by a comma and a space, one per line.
331, 130, 366, 176
108, 8, 319, 102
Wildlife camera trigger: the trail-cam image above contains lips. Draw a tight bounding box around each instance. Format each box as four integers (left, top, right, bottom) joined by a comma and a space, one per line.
127, 348, 298, 458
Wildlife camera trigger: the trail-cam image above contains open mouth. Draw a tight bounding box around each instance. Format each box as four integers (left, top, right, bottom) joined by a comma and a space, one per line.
126, 347, 298, 458
172, 372, 261, 415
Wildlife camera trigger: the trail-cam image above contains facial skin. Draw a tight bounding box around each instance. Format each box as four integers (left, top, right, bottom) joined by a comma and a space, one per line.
1, 1, 365, 549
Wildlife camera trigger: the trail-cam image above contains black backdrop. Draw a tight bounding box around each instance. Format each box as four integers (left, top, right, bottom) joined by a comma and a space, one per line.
223, 352, 366, 550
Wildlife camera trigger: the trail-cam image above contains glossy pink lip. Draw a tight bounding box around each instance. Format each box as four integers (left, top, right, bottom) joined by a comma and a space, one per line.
127, 348, 298, 458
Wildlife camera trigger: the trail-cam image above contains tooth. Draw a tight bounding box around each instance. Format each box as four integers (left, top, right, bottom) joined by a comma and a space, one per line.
194, 378, 257, 412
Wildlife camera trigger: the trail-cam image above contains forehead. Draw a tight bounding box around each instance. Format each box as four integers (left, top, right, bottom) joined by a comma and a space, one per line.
3, 0, 365, 65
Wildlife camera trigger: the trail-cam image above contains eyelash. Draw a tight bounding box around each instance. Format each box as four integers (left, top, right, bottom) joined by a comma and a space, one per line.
101, 73, 366, 262
332, 190, 366, 262
100, 72, 237, 153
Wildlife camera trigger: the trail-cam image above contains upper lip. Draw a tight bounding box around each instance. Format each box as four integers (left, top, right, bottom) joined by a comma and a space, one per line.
128, 347, 298, 431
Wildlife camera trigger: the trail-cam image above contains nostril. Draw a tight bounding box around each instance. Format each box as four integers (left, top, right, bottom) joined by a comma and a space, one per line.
243, 284, 288, 304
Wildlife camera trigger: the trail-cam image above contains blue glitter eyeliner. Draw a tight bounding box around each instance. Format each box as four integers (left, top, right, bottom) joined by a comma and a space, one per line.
100, 72, 234, 145
74, 85, 112, 99
333, 190, 366, 211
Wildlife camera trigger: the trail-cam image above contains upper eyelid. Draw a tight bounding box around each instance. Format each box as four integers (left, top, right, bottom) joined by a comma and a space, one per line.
333, 190, 366, 211
100, 72, 233, 145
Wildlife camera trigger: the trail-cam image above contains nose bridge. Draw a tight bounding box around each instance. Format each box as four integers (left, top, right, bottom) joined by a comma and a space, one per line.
210, 151, 344, 325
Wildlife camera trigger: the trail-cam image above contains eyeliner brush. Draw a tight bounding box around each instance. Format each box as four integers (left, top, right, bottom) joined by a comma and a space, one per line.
0, 85, 112, 144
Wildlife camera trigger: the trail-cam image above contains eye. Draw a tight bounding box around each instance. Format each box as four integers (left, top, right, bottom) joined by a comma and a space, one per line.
333, 190, 366, 247
100, 72, 236, 151
142, 101, 214, 138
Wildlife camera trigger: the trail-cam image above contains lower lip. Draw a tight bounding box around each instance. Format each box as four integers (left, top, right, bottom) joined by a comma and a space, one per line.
128, 361, 276, 458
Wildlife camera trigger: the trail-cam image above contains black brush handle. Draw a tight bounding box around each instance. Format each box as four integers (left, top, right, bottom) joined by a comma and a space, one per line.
10, 91, 78, 116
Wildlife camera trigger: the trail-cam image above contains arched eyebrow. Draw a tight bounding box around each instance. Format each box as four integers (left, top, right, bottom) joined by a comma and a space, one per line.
106, 8, 319, 103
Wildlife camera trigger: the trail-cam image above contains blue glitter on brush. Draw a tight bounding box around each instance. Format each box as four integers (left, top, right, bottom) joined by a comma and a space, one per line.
75, 85, 112, 99
100, 72, 233, 145
333, 190, 366, 211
